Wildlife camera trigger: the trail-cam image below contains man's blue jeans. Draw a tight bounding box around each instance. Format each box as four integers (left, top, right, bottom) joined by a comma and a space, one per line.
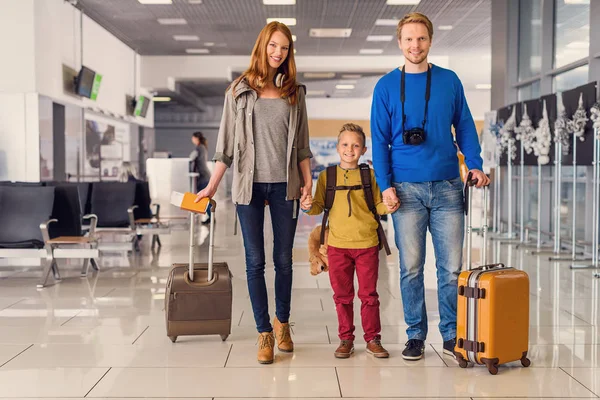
236, 183, 297, 333
391, 177, 464, 342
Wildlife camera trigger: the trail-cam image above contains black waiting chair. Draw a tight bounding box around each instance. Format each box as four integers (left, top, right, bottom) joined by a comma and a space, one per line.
0, 185, 100, 288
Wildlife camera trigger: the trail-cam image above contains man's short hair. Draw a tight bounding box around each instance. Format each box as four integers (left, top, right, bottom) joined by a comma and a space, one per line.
396, 12, 434, 41
338, 123, 366, 147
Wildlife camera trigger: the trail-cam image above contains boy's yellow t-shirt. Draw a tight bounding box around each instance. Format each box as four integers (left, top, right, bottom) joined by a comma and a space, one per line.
307, 165, 389, 249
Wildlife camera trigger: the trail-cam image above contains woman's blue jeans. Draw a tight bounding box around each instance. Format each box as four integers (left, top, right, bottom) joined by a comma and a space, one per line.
236, 183, 298, 333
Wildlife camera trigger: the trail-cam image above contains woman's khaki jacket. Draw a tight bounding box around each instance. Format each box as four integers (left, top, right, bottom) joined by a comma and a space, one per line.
213, 79, 313, 205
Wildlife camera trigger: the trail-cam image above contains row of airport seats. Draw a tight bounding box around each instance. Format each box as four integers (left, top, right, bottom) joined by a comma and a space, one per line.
0, 180, 170, 288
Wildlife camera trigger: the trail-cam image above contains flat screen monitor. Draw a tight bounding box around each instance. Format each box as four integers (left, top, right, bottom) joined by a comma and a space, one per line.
75, 66, 96, 98
134, 96, 150, 117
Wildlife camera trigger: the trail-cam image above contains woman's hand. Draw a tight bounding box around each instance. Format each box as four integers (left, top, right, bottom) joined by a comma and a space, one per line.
300, 182, 313, 204
195, 183, 217, 203
300, 194, 313, 211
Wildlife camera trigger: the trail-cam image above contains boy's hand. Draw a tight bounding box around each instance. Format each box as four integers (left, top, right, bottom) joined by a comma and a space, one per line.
386, 201, 400, 213
300, 194, 313, 211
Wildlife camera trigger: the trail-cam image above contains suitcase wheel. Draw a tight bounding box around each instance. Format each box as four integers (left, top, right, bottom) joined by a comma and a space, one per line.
458, 358, 468, 368
487, 364, 498, 375
220, 334, 229, 341
169, 336, 177, 343
521, 356, 531, 367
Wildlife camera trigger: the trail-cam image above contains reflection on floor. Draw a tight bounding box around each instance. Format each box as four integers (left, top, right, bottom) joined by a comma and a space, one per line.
0, 199, 599, 399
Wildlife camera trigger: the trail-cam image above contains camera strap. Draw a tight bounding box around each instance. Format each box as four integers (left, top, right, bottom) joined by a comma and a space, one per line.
400, 64, 432, 132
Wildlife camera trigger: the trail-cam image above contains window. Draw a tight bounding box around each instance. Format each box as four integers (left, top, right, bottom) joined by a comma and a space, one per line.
518, 0, 542, 80
554, 0, 590, 69
553, 64, 589, 92
517, 80, 541, 101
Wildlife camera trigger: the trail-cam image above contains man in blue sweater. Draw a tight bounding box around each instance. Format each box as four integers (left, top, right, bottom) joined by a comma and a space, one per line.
370, 12, 489, 361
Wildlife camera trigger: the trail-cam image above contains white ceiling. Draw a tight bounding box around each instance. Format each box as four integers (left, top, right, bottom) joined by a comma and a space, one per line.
75, 0, 491, 106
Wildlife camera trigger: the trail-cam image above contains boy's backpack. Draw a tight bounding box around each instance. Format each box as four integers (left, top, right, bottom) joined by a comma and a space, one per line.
319, 163, 391, 255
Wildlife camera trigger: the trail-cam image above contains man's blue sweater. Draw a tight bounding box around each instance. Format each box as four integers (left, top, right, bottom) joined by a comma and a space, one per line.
370, 64, 483, 191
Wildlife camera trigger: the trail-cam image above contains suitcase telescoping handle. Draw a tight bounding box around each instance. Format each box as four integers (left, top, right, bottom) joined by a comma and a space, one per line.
189, 198, 217, 282
465, 172, 490, 271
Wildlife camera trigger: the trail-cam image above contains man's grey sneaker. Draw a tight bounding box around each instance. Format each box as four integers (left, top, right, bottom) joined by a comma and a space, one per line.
402, 339, 425, 360
443, 338, 456, 357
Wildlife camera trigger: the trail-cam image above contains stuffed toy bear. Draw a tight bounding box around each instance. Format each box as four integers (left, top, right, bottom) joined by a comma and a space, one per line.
308, 225, 329, 276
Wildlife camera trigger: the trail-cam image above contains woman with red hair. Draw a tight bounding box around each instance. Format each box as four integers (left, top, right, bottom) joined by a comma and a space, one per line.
196, 22, 313, 364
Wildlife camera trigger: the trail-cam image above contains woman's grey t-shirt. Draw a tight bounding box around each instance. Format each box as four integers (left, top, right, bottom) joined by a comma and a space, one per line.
252, 97, 289, 183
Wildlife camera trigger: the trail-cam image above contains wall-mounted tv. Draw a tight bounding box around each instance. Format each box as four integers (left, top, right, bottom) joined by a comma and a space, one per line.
134, 95, 150, 117
74, 66, 102, 100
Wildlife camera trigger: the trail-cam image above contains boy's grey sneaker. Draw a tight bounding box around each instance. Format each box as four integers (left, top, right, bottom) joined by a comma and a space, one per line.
402, 339, 425, 360
443, 338, 456, 357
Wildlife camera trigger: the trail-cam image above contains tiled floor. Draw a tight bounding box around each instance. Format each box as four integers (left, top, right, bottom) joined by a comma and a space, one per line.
0, 200, 599, 399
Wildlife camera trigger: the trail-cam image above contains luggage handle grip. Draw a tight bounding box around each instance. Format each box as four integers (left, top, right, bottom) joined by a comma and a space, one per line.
184, 270, 218, 287
465, 172, 490, 271
189, 199, 217, 282
471, 262, 505, 271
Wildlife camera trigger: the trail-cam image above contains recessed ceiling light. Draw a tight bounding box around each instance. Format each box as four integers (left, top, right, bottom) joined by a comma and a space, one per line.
204, 42, 215, 47
174, 35, 199, 41
304, 72, 336, 79
438, 25, 453, 30
292, 35, 297, 41
309, 28, 352, 38
306, 90, 326, 96
367, 35, 394, 42
375, 19, 399, 26
263, 0, 296, 4
565, 0, 589, 4
152, 97, 172, 102
359, 49, 384, 55
137, 0, 172, 4
186, 48, 210, 54
386, 0, 420, 4
475, 84, 492, 90
157, 18, 187, 25
342, 74, 362, 79
336, 84, 355, 90
188, 0, 203, 3
266, 18, 297, 26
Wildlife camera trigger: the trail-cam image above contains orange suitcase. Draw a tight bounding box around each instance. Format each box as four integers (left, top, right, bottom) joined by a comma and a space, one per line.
454, 175, 531, 375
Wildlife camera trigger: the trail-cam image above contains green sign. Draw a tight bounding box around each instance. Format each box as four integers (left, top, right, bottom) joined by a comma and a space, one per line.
90, 73, 102, 101
134, 96, 145, 116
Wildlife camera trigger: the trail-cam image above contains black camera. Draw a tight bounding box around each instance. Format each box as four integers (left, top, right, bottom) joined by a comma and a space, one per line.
403, 127, 426, 145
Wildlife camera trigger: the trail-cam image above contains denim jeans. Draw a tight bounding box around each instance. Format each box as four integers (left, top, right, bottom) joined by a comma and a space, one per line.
236, 183, 298, 333
391, 177, 464, 342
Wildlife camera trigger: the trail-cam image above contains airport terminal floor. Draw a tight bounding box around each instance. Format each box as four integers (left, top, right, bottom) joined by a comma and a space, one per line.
0, 199, 599, 399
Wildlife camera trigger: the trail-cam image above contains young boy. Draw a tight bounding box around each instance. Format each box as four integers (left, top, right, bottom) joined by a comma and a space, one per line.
301, 123, 398, 359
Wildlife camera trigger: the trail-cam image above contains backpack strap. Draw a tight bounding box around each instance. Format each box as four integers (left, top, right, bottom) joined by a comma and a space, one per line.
359, 163, 391, 255
320, 165, 337, 246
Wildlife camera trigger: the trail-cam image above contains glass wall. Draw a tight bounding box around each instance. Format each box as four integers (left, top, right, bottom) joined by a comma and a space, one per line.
503, 0, 598, 248
518, 0, 542, 80
517, 80, 541, 101
553, 64, 589, 92
554, 0, 590, 69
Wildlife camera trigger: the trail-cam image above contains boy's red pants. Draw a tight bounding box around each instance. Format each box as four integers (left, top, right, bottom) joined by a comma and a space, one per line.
327, 245, 381, 342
